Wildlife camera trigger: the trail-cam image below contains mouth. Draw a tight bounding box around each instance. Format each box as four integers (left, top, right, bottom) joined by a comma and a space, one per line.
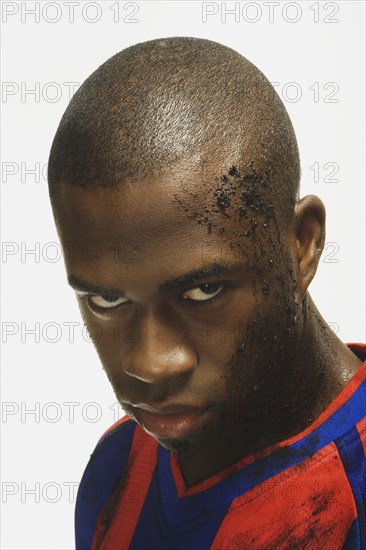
129, 403, 207, 440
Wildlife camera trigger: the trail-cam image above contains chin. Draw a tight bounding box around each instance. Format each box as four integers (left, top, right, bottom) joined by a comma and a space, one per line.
155, 436, 194, 455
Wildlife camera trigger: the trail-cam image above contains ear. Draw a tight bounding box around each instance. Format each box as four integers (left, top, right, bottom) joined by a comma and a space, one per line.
293, 195, 326, 299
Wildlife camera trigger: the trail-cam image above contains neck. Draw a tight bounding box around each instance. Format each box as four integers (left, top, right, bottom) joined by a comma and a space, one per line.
179, 294, 362, 487
290, 295, 361, 425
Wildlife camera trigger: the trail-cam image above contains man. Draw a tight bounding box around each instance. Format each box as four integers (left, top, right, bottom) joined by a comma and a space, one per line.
48, 37, 365, 549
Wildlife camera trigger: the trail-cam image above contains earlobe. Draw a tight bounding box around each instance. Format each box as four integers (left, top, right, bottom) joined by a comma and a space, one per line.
293, 195, 326, 298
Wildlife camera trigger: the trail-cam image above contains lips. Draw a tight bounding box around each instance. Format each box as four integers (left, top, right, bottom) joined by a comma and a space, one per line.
133, 405, 205, 440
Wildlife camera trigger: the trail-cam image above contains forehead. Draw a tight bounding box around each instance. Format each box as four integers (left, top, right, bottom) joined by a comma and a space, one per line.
55, 175, 208, 245
53, 170, 282, 285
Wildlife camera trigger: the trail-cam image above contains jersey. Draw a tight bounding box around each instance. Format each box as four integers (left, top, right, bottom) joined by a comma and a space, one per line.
75, 343, 366, 549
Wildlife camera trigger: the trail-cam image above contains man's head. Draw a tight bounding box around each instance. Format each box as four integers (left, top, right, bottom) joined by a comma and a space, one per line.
48, 38, 325, 459
48, 37, 300, 218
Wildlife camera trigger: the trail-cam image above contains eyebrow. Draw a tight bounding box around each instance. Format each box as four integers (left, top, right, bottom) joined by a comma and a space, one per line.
158, 261, 247, 291
68, 277, 122, 298
67, 261, 248, 296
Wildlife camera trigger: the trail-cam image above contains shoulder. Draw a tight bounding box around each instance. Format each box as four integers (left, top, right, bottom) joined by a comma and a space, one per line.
76, 416, 138, 508
75, 416, 153, 549
95, 414, 136, 448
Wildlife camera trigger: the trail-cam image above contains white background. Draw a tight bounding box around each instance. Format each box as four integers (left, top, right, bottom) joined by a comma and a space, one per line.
1, 1, 365, 548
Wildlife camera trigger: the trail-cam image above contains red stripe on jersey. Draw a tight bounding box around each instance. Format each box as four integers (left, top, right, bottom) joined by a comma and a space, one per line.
210, 443, 357, 549
92, 425, 158, 549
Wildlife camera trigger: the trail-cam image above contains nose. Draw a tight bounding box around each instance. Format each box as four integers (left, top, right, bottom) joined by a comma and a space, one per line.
122, 306, 198, 384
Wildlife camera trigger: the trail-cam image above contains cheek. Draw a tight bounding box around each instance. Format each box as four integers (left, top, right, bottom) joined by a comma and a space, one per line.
76, 298, 122, 364
184, 288, 259, 366
189, 297, 267, 392
225, 297, 302, 406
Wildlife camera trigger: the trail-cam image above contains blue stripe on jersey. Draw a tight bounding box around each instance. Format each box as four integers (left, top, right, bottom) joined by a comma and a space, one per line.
129, 445, 230, 550
335, 426, 366, 550
75, 419, 137, 550
342, 520, 361, 550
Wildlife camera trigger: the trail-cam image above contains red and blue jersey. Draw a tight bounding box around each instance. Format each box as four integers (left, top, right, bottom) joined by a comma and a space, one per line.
75, 344, 366, 549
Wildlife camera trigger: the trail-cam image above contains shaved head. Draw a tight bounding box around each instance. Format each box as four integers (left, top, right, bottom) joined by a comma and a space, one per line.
48, 37, 300, 225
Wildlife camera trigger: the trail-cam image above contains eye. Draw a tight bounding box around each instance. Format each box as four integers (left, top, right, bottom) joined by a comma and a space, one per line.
182, 283, 224, 302
88, 295, 128, 309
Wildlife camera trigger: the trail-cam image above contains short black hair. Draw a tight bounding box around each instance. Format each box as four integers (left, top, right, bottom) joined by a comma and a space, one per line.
48, 37, 300, 223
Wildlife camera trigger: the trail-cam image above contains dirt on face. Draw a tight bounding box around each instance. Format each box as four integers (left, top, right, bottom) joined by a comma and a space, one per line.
174, 164, 275, 239
172, 164, 309, 448
173, 163, 296, 300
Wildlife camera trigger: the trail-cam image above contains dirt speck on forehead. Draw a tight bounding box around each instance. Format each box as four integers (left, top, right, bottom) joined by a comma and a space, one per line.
173, 163, 300, 325
174, 165, 275, 240
173, 164, 284, 274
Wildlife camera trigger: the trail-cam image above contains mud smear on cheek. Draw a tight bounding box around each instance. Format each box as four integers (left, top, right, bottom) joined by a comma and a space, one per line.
218, 286, 304, 440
